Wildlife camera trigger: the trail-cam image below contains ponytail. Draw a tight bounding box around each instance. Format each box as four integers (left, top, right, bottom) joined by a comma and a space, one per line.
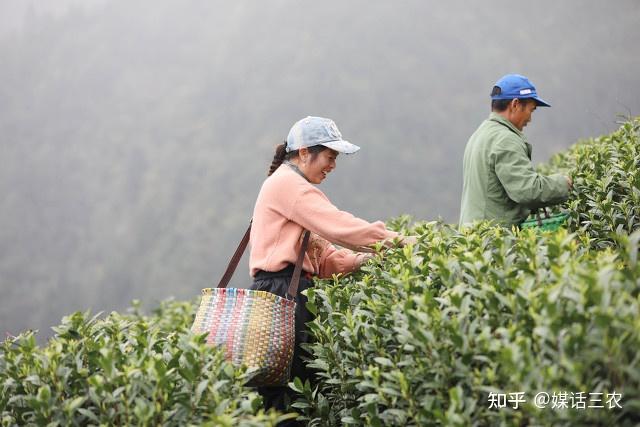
268, 142, 288, 176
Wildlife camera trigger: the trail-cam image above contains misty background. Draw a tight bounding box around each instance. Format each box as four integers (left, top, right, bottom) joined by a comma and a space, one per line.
1, 0, 639, 340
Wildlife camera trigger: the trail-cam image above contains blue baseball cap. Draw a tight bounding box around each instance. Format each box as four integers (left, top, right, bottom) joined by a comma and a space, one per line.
286, 116, 360, 154
491, 74, 551, 107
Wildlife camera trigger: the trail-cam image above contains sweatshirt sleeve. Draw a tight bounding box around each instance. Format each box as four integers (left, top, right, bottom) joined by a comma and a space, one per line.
309, 234, 364, 278
493, 137, 569, 206
288, 185, 398, 251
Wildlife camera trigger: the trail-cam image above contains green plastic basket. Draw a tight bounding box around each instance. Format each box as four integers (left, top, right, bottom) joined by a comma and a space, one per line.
520, 209, 568, 232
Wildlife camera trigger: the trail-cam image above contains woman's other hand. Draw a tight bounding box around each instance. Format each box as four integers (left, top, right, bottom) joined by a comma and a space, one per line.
399, 235, 418, 246
380, 234, 418, 249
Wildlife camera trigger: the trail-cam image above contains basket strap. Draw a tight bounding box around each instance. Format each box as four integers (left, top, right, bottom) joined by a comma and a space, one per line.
216, 221, 253, 289
533, 207, 551, 226
216, 221, 311, 296
288, 230, 311, 299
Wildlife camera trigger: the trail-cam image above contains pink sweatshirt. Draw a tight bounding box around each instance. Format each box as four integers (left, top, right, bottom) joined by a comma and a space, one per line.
249, 163, 398, 278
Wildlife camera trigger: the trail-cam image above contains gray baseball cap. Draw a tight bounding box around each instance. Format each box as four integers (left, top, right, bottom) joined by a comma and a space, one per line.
286, 116, 361, 154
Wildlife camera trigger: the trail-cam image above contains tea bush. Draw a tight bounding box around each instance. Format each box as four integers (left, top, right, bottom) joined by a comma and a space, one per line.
540, 118, 640, 248
0, 300, 291, 426
299, 221, 640, 426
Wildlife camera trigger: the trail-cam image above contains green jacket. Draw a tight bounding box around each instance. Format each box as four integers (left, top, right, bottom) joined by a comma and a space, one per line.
459, 113, 569, 227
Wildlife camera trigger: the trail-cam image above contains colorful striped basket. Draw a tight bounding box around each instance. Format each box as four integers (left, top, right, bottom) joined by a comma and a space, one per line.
191, 222, 309, 387
191, 288, 296, 386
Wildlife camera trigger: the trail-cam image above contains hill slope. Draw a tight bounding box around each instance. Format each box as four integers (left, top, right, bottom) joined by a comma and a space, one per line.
1, 0, 640, 340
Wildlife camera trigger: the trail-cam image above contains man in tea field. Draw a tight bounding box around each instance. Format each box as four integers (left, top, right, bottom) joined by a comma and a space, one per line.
459, 74, 572, 227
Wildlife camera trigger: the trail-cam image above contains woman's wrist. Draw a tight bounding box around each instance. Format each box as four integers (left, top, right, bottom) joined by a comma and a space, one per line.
356, 253, 375, 269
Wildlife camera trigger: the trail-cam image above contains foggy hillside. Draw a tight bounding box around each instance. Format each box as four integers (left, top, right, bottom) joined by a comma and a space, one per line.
1, 0, 639, 340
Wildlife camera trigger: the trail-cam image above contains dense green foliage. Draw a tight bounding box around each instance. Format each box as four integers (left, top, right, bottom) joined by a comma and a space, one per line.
542, 118, 640, 248
0, 300, 291, 426
298, 222, 640, 426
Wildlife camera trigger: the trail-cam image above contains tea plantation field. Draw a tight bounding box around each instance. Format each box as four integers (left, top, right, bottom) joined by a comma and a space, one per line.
2, 118, 639, 426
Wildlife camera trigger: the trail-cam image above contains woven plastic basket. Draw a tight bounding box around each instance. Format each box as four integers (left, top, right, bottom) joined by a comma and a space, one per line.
191, 287, 296, 386
520, 210, 568, 232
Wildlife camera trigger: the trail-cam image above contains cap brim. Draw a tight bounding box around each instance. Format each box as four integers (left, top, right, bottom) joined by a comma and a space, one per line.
321, 140, 361, 154
533, 96, 551, 107
492, 94, 551, 107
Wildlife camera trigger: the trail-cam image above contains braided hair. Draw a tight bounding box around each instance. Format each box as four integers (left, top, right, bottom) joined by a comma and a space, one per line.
268, 141, 288, 176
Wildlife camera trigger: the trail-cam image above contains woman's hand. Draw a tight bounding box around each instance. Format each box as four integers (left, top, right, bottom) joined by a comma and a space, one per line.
398, 235, 418, 246
382, 234, 418, 249
356, 253, 377, 269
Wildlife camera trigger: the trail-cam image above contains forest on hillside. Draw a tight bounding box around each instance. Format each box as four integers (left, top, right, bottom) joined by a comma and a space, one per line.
0, 0, 639, 339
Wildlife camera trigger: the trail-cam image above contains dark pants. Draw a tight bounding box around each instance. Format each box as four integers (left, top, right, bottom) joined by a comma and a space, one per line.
251, 265, 316, 426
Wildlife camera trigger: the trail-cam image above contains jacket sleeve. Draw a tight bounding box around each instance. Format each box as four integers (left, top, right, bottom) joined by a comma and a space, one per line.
493, 137, 569, 206
288, 185, 398, 252
309, 234, 364, 278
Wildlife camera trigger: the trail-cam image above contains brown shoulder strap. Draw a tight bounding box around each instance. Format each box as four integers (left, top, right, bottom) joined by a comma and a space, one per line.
287, 230, 310, 298
216, 221, 311, 298
216, 222, 252, 289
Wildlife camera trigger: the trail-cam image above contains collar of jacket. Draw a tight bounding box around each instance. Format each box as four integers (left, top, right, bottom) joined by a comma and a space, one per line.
488, 112, 526, 138
488, 112, 532, 158
283, 161, 311, 183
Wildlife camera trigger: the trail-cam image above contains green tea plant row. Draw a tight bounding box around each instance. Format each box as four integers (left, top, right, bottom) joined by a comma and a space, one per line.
0, 300, 290, 426
541, 118, 640, 248
298, 221, 640, 426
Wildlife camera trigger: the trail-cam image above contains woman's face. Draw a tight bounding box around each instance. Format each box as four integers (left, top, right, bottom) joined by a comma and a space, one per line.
299, 148, 339, 184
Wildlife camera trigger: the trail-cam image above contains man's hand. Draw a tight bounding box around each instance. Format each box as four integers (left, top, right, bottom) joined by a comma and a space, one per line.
565, 175, 573, 191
